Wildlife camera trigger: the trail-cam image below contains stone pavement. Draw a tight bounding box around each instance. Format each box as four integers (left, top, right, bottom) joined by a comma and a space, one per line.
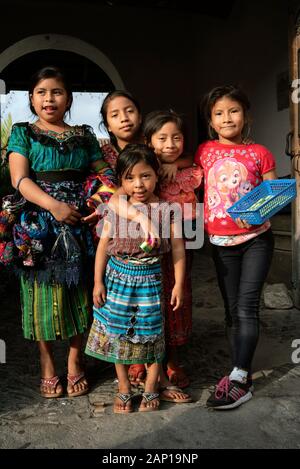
1, 247, 300, 449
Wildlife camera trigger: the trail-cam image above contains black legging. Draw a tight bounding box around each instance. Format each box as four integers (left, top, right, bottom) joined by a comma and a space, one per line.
212, 229, 274, 371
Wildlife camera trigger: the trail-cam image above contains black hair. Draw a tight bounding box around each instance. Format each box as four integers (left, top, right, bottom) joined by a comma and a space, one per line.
143, 109, 186, 145
100, 90, 142, 150
115, 143, 160, 184
202, 85, 251, 139
29, 66, 73, 115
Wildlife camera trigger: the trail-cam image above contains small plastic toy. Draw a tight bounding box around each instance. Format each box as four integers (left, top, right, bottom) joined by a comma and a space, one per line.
140, 235, 156, 253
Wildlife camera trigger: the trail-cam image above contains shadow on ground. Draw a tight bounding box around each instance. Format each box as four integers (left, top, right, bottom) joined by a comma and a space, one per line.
1, 245, 300, 448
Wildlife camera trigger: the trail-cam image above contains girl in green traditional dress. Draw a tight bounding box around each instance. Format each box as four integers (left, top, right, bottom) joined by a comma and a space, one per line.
7, 66, 113, 398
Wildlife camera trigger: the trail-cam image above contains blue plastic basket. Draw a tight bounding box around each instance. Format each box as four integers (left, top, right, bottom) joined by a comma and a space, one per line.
227, 179, 297, 224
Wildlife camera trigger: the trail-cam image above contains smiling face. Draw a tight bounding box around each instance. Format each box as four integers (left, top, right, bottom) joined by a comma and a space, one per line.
105, 96, 142, 149
30, 78, 71, 124
210, 96, 245, 144
121, 161, 158, 204
150, 121, 184, 163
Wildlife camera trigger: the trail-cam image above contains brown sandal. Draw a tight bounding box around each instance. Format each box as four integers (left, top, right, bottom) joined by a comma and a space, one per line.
114, 392, 134, 414
160, 385, 192, 403
67, 372, 89, 397
138, 392, 160, 412
40, 376, 63, 399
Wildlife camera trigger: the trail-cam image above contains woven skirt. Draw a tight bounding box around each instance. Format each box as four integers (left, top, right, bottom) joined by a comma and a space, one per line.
162, 248, 193, 346
20, 275, 91, 341
85, 257, 165, 364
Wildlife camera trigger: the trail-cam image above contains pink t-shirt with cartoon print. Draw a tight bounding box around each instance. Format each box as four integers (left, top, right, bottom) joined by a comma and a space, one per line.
194, 140, 276, 235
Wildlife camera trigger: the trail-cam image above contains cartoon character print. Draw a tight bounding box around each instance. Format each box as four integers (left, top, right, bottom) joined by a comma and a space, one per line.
207, 187, 226, 222
238, 180, 252, 198
207, 158, 248, 215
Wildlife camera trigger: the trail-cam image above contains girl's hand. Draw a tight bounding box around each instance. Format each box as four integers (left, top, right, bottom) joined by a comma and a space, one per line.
159, 163, 177, 182
93, 282, 106, 308
81, 210, 99, 225
137, 212, 161, 247
170, 284, 184, 311
50, 201, 82, 225
235, 217, 251, 230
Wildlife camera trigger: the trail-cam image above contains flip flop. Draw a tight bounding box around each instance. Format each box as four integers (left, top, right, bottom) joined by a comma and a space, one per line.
138, 392, 160, 412
67, 372, 89, 397
160, 385, 192, 403
40, 375, 63, 399
114, 392, 134, 414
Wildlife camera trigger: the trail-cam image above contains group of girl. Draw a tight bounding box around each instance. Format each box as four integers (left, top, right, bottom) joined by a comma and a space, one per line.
4, 65, 277, 412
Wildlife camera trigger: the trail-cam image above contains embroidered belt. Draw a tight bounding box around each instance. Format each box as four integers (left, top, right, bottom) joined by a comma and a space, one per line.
35, 170, 86, 183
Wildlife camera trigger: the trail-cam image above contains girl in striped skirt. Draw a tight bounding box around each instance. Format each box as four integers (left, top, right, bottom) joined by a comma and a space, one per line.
85, 144, 186, 413
6, 66, 114, 399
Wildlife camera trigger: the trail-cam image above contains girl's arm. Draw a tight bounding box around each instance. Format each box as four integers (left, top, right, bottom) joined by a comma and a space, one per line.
263, 169, 277, 180
90, 159, 109, 172
160, 153, 194, 182
169, 222, 186, 311
82, 160, 160, 241
108, 188, 160, 242
236, 168, 278, 229
93, 219, 111, 308
9, 153, 81, 224
176, 152, 194, 169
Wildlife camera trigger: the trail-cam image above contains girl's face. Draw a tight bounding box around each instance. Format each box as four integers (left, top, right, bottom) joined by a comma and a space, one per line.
121, 161, 158, 204
150, 121, 184, 163
30, 78, 71, 124
106, 96, 142, 148
210, 97, 245, 144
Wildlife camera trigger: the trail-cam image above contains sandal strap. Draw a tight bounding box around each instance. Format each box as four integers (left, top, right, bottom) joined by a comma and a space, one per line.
160, 385, 182, 392
116, 392, 133, 404
67, 372, 85, 386
40, 376, 60, 387
142, 392, 159, 403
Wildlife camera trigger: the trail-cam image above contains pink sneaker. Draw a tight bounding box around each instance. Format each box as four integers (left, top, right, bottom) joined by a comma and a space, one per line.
207, 376, 252, 410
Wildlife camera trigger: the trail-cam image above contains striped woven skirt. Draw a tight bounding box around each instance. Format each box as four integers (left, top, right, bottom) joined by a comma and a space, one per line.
85, 257, 165, 364
20, 275, 91, 341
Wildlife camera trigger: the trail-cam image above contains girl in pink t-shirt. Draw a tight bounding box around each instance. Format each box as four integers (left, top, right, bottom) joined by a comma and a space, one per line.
144, 109, 202, 390
194, 85, 277, 410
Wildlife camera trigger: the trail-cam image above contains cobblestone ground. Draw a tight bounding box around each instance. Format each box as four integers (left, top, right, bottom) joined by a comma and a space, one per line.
1, 246, 300, 448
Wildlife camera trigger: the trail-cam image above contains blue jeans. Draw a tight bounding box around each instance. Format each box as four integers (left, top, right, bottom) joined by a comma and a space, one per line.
212, 229, 274, 371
